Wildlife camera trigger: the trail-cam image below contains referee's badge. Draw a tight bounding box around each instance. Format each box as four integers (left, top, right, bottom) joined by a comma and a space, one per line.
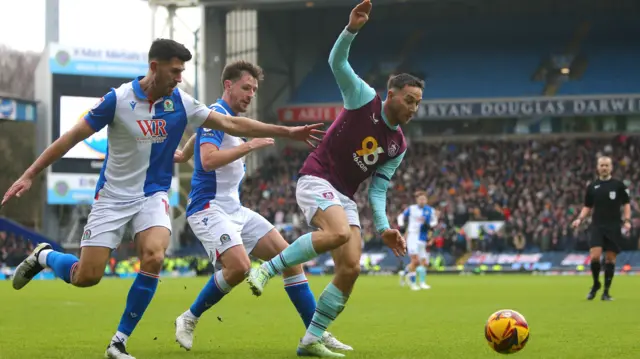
609, 191, 616, 200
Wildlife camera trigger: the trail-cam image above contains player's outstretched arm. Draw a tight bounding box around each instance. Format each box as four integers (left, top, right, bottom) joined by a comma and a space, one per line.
202, 111, 323, 148
201, 138, 274, 172
174, 134, 197, 163
179, 89, 324, 148
369, 150, 407, 256
2, 120, 96, 205
330, 0, 376, 110
2, 93, 114, 206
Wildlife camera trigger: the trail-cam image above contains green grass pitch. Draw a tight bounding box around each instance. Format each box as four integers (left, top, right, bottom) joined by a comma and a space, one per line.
0, 274, 637, 358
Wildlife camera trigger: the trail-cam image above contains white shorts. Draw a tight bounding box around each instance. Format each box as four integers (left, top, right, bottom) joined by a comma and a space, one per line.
407, 236, 430, 261
81, 192, 171, 249
187, 204, 274, 265
296, 175, 360, 228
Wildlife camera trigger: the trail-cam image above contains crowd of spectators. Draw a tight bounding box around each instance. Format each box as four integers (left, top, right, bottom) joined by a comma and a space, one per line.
5, 135, 640, 267
0, 231, 35, 268
179, 135, 640, 256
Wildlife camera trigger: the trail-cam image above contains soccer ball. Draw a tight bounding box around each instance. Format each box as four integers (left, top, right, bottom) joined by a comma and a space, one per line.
484, 309, 530, 354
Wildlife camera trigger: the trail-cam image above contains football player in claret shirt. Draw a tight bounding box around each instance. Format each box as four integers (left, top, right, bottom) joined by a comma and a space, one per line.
246, 0, 424, 356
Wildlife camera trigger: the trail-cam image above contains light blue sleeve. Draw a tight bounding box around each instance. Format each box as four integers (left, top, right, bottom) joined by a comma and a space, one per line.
328, 29, 377, 110
368, 151, 406, 233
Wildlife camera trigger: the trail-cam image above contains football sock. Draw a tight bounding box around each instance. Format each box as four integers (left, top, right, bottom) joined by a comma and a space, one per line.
44, 251, 79, 284
590, 259, 601, 286
284, 273, 317, 328
408, 271, 417, 285
189, 270, 231, 318
111, 331, 129, 346
303, 283, 346, 344
262, 233, 317, 277
116, 271, 159, 338
417, 265, 427, 284
603, 263, 615, 293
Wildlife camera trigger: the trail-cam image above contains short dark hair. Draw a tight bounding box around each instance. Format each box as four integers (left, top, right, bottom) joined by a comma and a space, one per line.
148, 39, 192, 62
221, 60, 264, 86
387, 73, 425, 91
414, 190, 427, 198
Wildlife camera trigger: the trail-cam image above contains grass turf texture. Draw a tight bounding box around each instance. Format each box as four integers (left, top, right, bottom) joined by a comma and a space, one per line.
0, 274, 637, 358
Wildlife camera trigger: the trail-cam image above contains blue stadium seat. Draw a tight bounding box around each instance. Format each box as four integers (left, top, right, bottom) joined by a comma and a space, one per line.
557, 16, 640, 95
289, 14, 638, 103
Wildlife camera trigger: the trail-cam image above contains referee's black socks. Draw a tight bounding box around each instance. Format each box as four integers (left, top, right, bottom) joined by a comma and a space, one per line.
603, 262, 615, 292
590, 259, 601, 286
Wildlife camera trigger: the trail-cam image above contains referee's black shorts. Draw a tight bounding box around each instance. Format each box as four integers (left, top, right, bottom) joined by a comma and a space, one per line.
589, 225, 624, 253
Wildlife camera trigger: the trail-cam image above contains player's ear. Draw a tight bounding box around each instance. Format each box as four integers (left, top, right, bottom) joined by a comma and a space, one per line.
224, 79, 234, 91
149, 60, 158, 73
386, 88, 394, 101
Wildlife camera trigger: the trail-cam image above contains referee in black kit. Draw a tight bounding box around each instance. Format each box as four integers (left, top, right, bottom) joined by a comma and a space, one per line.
572, 156, 631, 301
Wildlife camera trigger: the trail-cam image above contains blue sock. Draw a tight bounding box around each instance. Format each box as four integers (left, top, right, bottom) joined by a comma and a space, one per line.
262, 233, 317, 276
417, 265, 427, 284
189, 270, 232, 317
45, 251, 79, 284
116, 271, 159, 336
284, 273, 317, 328
306, 283, 346, 340
408, 272, 416, 284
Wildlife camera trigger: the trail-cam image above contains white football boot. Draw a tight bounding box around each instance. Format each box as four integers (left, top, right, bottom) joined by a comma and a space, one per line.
105, 341, 136, 359
322, 332, 353, 351
175, 312, 199, 350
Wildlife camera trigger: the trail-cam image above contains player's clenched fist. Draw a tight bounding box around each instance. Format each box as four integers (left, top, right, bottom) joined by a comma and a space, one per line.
347, 0, 372, 33
381, 228, 406, 257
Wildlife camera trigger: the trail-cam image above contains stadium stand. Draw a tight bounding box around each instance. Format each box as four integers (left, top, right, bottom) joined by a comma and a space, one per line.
556, 15, 640, 95
166, 135, 640, 266
289, 12, 639, 103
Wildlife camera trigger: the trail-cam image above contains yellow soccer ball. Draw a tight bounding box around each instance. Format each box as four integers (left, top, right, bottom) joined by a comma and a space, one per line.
484, 309, 530, 354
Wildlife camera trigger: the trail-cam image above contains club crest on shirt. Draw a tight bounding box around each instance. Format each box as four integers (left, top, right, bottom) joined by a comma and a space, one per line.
163, 99, 174, 112
610, 191, 616, 200
388, 141, 399, 157
322, 191, 335, 200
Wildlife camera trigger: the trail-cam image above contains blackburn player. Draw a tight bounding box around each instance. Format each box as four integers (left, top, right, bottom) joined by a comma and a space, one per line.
172, 60, 350, 351
399, 191, 437, 290
246, 0, 424, 356
2, 39, 324, 359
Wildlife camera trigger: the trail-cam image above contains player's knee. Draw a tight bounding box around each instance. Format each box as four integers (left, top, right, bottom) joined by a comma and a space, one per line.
226, 260, 251, 284
605, 253, 617, 264
72, 267, 103, 287
329, 225, 351, 246
139, 248, 166, 273
282, 265, 304, 278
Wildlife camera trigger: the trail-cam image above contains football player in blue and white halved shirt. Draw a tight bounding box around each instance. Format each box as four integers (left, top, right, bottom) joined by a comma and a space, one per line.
398, 191, 437, 290
3, 40, 324, 359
